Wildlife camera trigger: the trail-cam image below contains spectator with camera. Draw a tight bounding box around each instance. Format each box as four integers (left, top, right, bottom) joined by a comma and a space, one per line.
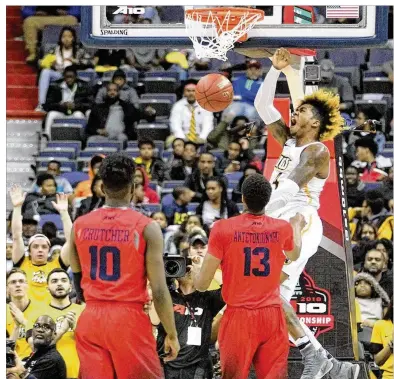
169, 141, 198, 181
150, 254, 224, 379
86, 82, 140, 143
43, 65, 92, 137
10, 186, 72, 304
6, 269, 36, 359
25, 268, 84, 379
6, 315, 67, 379
195, 177, 239, 229
162, 187, 194, 226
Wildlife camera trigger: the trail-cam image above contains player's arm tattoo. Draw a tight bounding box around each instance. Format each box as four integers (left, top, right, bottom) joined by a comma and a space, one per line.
288, 144, 330, 188
267, 118, 291, 147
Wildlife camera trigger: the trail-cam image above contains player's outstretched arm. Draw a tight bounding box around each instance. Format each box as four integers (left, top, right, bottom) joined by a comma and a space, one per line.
266, 144, 330, 214
9, 185, 27, 264
254, 48, 291, 147
144, 222, 179, 362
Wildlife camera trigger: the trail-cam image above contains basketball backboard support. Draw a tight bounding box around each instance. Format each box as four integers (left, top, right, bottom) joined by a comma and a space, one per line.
81, 6, 389, 49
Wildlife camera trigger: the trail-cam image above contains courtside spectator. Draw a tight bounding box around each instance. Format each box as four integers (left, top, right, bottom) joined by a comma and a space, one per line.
195, 177, 239, 229
170, 80, 214, 144
95, 69, 139, 108
6, 269, 36, 359
221, 60, 263, 122
7, 316, 67, 379
352, 137, 392, 182
10, 185, 71, 304
169, 141, 198, 181
134, 139, 167, 182
184, 152, 222, 202
232, 164, 262, 203
162, 187, 194, 225
361, 248, 393, 297
216, 141, 250, 174
23, 7, 79, 63
36, 26, 93, 111
75, 174, 105, 219
30, 160, 73, 195
86, 82, 139, 143
319, 59, 354, 113
43, 65, 92, 136
133, 166, 160, 204
73, 155, 104, 198
345, 166, 366, 207
354, 272, 390, 329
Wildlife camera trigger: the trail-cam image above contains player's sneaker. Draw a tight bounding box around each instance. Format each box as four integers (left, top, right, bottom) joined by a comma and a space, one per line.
315, 350, 361, 379
300, 344, 333, 379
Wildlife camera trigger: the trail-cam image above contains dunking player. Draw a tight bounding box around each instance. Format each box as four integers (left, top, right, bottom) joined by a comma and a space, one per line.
193, 173, 307, 378
254, 48, 360, 379
68, 153, 180, 379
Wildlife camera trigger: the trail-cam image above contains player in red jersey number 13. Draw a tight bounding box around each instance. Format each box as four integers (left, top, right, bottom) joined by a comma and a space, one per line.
193, 173, 306, 379
68, 153, 179, 379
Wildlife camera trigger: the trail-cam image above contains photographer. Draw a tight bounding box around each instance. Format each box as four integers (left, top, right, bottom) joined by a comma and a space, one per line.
150, 255, 225, 379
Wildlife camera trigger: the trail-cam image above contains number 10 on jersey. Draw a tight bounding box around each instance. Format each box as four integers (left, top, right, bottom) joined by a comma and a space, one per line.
89, 246, 121, 281
243, 247, 270, 277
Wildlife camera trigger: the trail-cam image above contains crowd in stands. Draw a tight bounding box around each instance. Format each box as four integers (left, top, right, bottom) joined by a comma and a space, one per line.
6, 5, 393, 379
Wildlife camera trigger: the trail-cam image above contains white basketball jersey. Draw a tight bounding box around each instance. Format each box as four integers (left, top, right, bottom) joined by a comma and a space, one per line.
269, 139, 329, 210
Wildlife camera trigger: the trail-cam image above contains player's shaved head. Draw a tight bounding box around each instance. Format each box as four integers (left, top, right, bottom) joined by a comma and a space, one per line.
241, 174, 272, 214
99, 153, 136, 199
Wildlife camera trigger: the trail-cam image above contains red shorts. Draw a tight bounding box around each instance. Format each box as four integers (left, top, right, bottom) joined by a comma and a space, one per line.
218, 305, 289, 379
76, 302, 163, 379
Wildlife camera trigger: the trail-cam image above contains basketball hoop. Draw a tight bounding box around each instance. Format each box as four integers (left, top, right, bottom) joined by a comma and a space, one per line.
185, 7, 265, 61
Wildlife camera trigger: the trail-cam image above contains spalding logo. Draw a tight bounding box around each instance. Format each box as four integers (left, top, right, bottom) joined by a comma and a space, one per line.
222, 92, 231, 98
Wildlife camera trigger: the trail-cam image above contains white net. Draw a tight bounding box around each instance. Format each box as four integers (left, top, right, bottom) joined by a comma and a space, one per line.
185, 8, 264, 61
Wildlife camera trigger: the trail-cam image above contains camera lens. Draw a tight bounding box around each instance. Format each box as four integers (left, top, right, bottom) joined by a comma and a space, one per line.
165, 260, 181, 276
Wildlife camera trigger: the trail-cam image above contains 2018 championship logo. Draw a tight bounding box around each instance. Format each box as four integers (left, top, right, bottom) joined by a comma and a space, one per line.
291, 271, 334, 338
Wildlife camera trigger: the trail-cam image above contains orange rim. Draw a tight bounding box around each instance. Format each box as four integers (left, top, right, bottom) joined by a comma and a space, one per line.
185, 7, 265, 27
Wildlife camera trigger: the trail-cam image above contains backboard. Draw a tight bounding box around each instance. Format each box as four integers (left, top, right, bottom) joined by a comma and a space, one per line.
81, 6, 389, 49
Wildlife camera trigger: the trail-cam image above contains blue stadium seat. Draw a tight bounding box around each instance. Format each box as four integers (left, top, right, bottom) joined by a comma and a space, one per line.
237, 203, 244, 212
385, 142, 393, 149
363, 71, 386, 78
80, 147, 117, 158
148, 181, 158, 191
381, 150, 392, 158
47, 141, 82, 155
363, 182, 383, 192
144, 71, 180, 81
51, 124, 83, 141
77, 70, 97, 83
61, 172, 89, 187
189, 70, 215, 80
162, 181, 183, 189
369, 48, 393, 66
126, 70, 139, 85
253, 149, 266, 159
327, 48, 367, 67
227, 189, 233, 197
39, 214, 63, 231
52, 118, 87, 126
188, 203, 199, 213
141, 93, 177, 104
40, 148, 76, 160
210, 149, 225, 160
139, 99, 172, 118
136, 123, 170, 142
87, 141, 124, 151
37, 166, 72, 174
162, 150, 173, 161
37, 157, 77, 171
145, 204, 162, 214
77, 157, 92, 172
225, 172, 243, 181
144, 78, 177, 94
125, 148, 140, 159
362, 77, 392, 94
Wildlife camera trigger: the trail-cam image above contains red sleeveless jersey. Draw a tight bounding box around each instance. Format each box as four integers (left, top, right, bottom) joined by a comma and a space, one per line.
74, 207, 152, 304
208, 213, 294, 309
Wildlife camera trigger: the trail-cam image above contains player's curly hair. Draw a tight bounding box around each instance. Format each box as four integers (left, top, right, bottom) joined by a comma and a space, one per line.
99, 153, 135, 193
300, 89, 344, 141
241, 173, 272, 213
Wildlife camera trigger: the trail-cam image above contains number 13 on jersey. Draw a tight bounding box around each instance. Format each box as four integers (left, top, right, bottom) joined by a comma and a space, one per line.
243, 247, 270, 277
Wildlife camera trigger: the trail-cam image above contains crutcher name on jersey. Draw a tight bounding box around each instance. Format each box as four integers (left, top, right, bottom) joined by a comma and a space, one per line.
233, 231, 279, 243
80, 228, 130, 243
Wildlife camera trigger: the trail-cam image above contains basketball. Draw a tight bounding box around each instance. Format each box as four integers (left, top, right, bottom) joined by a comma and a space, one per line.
195, 73, 234, 112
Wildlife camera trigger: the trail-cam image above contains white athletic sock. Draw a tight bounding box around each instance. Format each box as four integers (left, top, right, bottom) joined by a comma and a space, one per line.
299, 319, 323, 351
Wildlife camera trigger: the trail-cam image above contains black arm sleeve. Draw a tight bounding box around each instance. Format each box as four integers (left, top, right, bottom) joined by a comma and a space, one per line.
73, 272, 85, 303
